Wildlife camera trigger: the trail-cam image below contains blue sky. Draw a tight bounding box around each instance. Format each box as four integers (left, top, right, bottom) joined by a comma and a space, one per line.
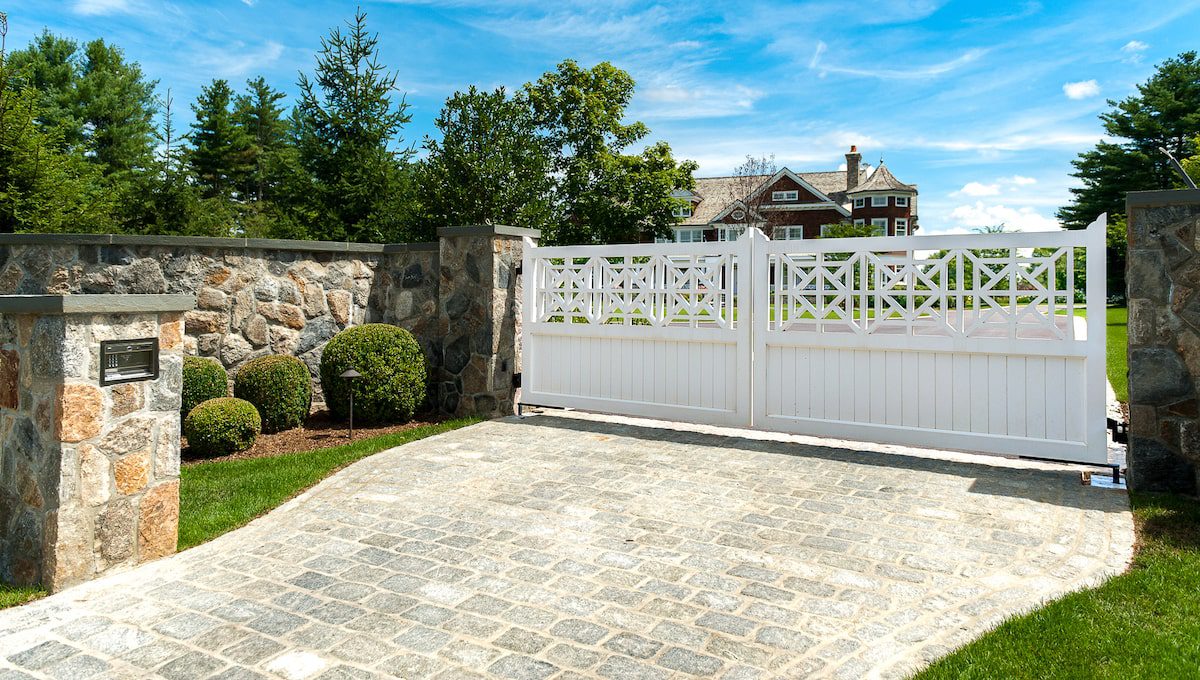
8, 0, 1200, 234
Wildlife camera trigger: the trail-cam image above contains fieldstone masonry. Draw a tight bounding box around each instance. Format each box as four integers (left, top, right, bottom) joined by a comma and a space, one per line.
0, 230, 532, 416
0, 294, 191, 592
436, 226, 536, 418
1127, 189, 1200, 493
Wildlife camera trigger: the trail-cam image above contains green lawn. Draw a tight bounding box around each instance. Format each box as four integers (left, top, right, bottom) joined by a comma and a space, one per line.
915, 491, 1200, 679
179, 417, 479, 550
1104, 306, 1128, 403
0, 585, 45, 610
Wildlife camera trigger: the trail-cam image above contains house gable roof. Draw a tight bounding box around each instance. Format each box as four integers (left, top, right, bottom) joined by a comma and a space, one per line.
684, 167, 866, 225
846, 162, 916, 194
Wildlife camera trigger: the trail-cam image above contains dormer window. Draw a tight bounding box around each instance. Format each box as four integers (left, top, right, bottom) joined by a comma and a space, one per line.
854, 198, 865, 208
772, 190, 798, 202
896, 196, 909, 207
672, 204, 693, 218
871, 196, 888, 207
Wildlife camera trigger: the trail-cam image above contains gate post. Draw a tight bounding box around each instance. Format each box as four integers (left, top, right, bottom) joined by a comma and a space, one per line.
436, 225, 541, 418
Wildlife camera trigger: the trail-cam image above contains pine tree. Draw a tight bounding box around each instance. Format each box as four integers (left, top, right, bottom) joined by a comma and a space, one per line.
188, 79, 253, 199
73, 38, 158, 175
233, 76, 288, 202
6, 30, 83, 149
287, 8, 415, 242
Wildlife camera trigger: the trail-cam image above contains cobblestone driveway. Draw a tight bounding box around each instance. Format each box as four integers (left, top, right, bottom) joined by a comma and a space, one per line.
0, 413, 1133, 679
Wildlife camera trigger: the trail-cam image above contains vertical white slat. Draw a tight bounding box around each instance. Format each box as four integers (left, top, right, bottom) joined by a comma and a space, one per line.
600, 335, 611, 398
870, 350, 887, 424
1045, 356, 1067, 441
885, 351, 903, 426
713, 342, 726, 412
520, 239, 538, 402
917, 353, 935, 428
1025, 356, 1047, 439
951, 353, 971, 432
970, 354, 989, 433
935, 353, 953, 429
1006, 356, 1027, 438
809, 348, 825, 420
1065, 358, 1086, 444
1085, 214, 1108, 461
988, 355, 1007, 435
795, 347, 810, 419
725, 341, 737, 412
689, 342, 701, 408
700, 342, 714, 409
901, 351, 919, 427
656, 339, 669, 405
837, 349, 853, 422
631, 338, 644, 403
825, 348, 842, 421
854, 349, 871, 424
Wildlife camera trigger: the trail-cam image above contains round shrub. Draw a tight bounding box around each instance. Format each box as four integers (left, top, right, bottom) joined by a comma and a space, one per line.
233, 355, 312, 433
319, 324, 426, 424
184, 397, 260, 457
182, 356, 227, 417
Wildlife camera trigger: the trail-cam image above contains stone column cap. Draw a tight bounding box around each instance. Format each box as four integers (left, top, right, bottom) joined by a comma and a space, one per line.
437, 225, 542, 239
1127, 188, 1200, 208
0, 294, 196, 314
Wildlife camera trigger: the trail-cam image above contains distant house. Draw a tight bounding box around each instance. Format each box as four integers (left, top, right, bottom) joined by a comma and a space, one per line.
659, 146, 917, 242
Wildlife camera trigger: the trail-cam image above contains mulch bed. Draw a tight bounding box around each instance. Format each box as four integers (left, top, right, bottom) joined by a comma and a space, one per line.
182, 409, 446, 465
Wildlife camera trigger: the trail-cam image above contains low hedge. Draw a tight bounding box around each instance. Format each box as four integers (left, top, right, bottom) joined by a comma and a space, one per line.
234, 355, 312, 433
319, 324, 426, 424
182, 356, 228, 417
184, 397, 261, 457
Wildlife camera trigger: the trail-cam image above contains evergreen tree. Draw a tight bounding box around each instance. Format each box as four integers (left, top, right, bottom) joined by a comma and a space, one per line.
1057, 51, 1200, 228
0, 14, 115, 233
6, 30, 83, 148
233, 76, 288, 202
286, 9, 415, 242
73, 38, 157, 175
421, 86, 554, 233
188, 79, 253, 199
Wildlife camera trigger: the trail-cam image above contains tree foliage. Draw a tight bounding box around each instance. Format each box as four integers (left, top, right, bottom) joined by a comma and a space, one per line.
1058, 51, 1200, 229
189, 79, 253, 199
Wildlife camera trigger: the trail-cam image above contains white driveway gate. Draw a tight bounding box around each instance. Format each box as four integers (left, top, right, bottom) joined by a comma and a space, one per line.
522, 215, 1108, 464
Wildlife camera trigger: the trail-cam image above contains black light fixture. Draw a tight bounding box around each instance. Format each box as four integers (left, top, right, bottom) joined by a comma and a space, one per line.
340, 368, 362, 439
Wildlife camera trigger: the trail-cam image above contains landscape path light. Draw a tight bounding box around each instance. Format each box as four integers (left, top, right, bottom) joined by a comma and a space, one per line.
340, 368, 362, 439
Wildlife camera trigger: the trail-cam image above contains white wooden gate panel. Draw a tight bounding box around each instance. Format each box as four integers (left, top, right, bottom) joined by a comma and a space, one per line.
522, 215, 1108, 464
522, 239, 752, 428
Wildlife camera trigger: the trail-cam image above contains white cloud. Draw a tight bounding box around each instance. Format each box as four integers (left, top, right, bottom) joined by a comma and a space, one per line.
948, 202, 1060, 232
811, 46, 987, 80
1122, 40, 1149, 53
955, 182, 1000, 197
1062, 79, 1100, 100
196, 41, 285, 78
73, 0, 133, 15
637, 84, 761, 120
1006, 175, 1037, 186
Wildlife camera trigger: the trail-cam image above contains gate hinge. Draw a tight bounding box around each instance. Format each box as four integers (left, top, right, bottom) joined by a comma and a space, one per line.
512, 372, 522, 388
515, 263, 523, 276
1107, 417, 1128, 444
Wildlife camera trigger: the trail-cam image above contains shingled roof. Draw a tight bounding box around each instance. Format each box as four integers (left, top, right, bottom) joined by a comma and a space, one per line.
682, 168, 866, 226
845, 162, 916, 195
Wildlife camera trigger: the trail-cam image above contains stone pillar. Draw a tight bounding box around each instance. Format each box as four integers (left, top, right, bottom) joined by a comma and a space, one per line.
436, 226, 539, 418
1126, 189, 1200, 493
0, 294, 193, 592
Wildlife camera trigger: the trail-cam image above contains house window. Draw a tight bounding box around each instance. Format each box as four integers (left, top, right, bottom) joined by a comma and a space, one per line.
871, 196, 888, 207
718, 226, 746, 241
677, 229, 704, 243
896, 196, 909, 207
871, 218, 888, 236
819, 224, 837, 236
672, 204, 693, 218
853, 219, 865, 226
731, 209, 746, 220
895, 218, 908, 235
854, 198, 865, 208
772, 190, 799, 202
778, 226, 805, 240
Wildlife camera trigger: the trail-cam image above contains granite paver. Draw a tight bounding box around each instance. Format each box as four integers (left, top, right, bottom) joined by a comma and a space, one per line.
0, 412, 1133, 678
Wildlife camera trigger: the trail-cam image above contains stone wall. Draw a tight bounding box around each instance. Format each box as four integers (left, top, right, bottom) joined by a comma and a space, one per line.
436, 227, 533, 418
0, 236, 439, 401
0, 295, 190, 592
1126, 189, 1200, 494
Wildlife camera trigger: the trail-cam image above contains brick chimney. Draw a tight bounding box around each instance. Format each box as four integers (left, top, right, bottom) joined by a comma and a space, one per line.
846, 145, 861, 190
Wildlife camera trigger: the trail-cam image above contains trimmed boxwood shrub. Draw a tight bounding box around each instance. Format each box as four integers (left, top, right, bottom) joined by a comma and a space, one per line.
184, 397, 260, 457
182, 356, 227, 417
319, 324, 426, 424
234, 355, 312, 433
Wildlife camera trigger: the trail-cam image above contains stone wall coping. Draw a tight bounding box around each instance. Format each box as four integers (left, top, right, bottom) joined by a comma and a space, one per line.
0, 294, 196, 314
1127, 189, 1200, 209
0, 233, 439, 254
437, 225, 542, 239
